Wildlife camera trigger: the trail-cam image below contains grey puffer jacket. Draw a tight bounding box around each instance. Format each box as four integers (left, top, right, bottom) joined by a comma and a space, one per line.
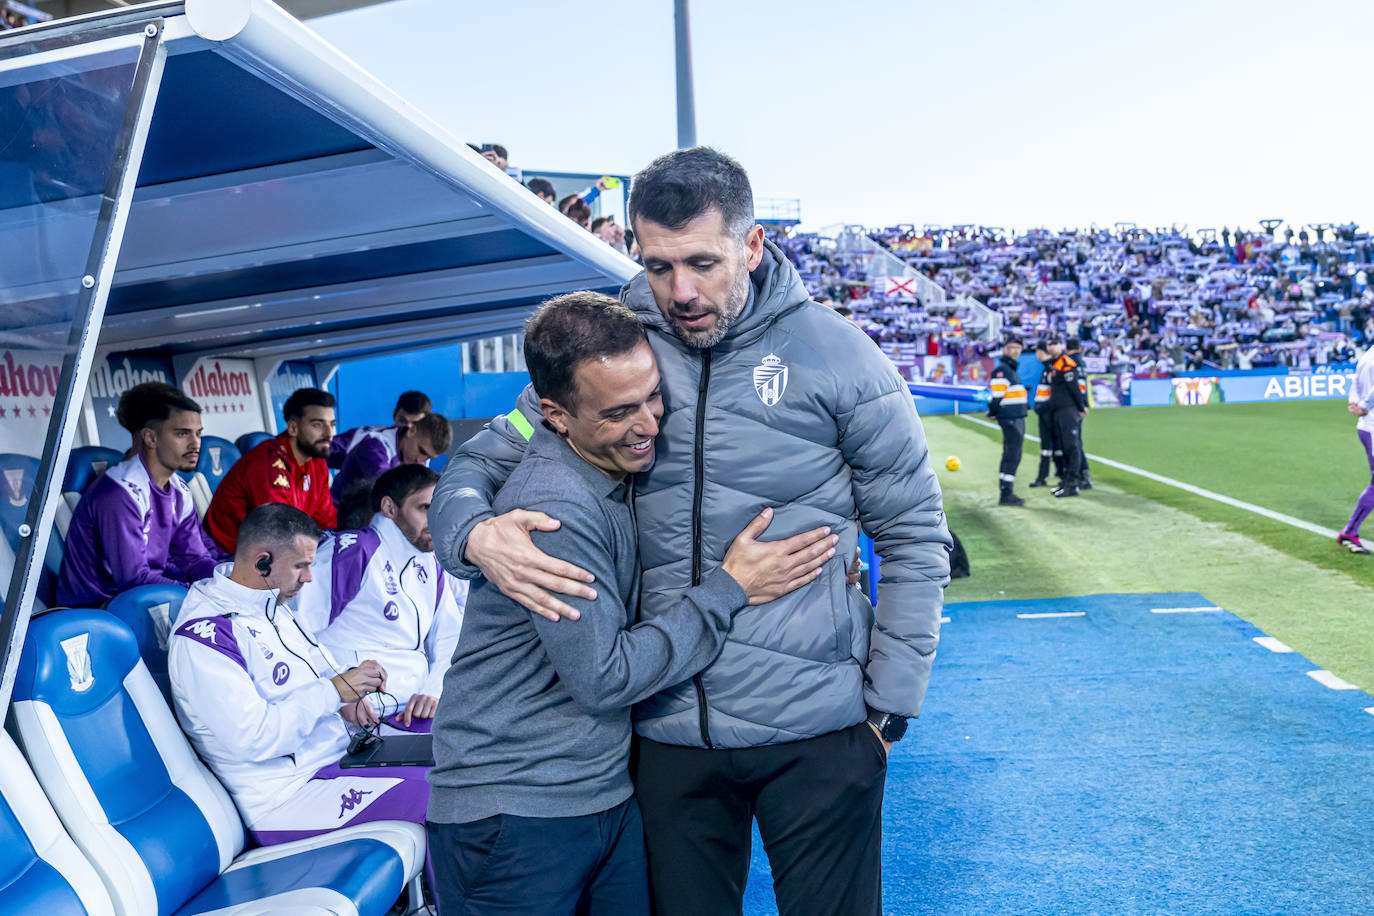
431, 241, 951, 748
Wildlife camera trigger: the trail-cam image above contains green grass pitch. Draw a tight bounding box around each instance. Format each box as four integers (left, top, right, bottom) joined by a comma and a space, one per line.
921, 398, 1374, 694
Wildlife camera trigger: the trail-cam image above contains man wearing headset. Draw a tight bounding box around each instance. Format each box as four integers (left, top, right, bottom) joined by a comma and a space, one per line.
295, 465, 467, 733
168, 503, 430, 844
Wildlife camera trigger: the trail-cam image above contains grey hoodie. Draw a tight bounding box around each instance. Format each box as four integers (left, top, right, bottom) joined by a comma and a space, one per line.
431, 241, 951, 748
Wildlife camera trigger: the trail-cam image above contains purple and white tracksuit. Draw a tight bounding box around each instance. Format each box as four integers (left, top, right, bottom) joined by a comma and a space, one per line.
293, 515, 467, 733
168, 570, 429, 845
329, 426, 403, 504
56, 454, 217, 608
1343, 348, 1374, 538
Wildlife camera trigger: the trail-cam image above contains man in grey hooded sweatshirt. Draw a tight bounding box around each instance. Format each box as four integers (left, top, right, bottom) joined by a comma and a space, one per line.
430, 148, 952, 916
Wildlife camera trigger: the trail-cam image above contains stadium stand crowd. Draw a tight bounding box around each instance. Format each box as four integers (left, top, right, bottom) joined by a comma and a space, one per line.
772, 222, 1369, 377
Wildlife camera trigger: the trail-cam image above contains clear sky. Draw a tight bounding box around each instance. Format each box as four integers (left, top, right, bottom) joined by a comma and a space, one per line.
313, 0, 1374, 234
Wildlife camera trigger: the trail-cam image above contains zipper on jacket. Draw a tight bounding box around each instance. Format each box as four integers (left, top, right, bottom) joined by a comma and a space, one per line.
691, 348, 714, 749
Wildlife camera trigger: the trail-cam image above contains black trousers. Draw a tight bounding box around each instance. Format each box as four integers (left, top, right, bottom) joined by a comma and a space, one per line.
634, 722, 887, 916
997, 416, 1024, 483
1076, 417, 1090, 478
1051, 406, 1083, 486
1034, 409, 1059, 480
427, 797, 648, 915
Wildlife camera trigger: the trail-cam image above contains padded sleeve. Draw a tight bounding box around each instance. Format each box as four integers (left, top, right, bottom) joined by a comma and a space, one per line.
429, 384, 539, 578
838, 350, 952, 720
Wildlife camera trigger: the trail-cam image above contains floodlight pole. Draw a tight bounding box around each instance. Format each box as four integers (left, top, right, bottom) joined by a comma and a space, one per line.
674, 0, 697, 148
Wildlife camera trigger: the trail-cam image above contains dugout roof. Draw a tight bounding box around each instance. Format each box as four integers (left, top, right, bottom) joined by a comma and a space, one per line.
0, 0, 637, 705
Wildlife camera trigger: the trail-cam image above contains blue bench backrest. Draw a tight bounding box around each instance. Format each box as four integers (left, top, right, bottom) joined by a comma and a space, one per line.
196, 438, 241, 493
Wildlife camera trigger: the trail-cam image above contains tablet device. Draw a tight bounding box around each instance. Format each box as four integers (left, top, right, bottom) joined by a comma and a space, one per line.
338, 733, 434, 768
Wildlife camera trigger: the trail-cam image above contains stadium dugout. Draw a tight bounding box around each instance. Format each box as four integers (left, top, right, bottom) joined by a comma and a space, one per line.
0, 1, 635, 911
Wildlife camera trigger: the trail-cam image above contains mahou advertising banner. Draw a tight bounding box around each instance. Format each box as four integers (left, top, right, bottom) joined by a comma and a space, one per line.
90, 352, 176, 447
180, 357, 262, 441
0, 348, 64, 458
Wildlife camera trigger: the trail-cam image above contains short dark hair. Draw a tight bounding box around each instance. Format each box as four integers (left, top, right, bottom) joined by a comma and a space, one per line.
558, 194, 591, 227
526, 177, 555, 199
629, 147, 754, 241
1066, 338, 1082, 351
235, 503, 320, 560
524, 291, 647, 410
371, 464, 440, 513
407, 411, 452, 454
116, 382, 200, 435
591, 216, 613, 233
394, 390, 431, 416
283, 388, 335, 421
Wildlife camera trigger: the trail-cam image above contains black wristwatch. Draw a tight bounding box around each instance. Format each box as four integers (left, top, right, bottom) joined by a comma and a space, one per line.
866, 707, 908, 744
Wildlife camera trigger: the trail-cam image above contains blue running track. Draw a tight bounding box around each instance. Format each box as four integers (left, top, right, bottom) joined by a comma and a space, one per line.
742, 592, 1374, 914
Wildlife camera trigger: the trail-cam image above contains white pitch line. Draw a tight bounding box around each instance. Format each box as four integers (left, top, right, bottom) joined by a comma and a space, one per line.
1151, 606, 1222, 614
957, 415, 1339, 538
1016, 611, 1085, 619
1307, 669, 1359, 691
1253, 636, 1294, 653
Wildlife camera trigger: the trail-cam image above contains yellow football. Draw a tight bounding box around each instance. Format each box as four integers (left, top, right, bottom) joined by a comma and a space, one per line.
945, 456, 960, 472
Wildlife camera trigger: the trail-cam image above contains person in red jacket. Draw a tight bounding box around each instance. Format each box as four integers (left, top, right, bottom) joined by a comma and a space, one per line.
204, 388, 337, 553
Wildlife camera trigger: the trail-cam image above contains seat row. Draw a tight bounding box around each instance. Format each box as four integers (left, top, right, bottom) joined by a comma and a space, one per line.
2, 602, 425, 915
0, 433, 273, 611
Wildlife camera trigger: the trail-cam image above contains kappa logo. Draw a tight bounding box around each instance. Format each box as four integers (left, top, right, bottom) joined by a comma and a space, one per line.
383, 561, 398, 596
272, 474, 290, 489
338, 788, 373, 819
61, 633, 94, 693
752, 353, 789, 407
272, 662, 290, 685
271, 458, 287, 471
4, 468, 26, 507
382, 601, 399, 621
209, 447, 223, 476
337, 533, 358, 551
188, 619, 218, 644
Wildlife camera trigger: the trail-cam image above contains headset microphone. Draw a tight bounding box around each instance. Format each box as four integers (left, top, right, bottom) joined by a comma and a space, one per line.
256, 552, 273, 577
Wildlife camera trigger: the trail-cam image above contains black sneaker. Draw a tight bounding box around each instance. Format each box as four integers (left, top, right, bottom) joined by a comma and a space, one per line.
1079, 477, 1093, 490
1028, 478, 1048, 488
1053, 485, 1079, 498
999, 491, 1026, 506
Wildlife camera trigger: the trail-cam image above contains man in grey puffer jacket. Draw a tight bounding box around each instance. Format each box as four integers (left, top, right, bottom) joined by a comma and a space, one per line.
430, 148, 951, 916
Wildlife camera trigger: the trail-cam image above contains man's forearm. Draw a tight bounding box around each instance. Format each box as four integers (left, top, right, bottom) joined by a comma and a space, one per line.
537, 567, 747, 716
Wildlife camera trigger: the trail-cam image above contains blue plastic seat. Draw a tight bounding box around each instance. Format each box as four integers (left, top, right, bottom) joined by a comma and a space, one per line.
0, 453, 61, 606
11, 610, 425, 916
196, 437, 241, 494
0, 729, 115, 915
105, 583, 188, 703
56, 446, 125, 542
186, 438, 242, 521
235, 432, 273, 455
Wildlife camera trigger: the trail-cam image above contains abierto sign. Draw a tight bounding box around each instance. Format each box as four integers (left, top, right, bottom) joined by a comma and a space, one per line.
1257, 372, 1355, 401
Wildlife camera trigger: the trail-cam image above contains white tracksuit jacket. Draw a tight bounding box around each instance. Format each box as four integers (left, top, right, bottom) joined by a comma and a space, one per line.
1350, 347, 1374, 434
169, 570, 350, 827
294, 515, 467, 704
